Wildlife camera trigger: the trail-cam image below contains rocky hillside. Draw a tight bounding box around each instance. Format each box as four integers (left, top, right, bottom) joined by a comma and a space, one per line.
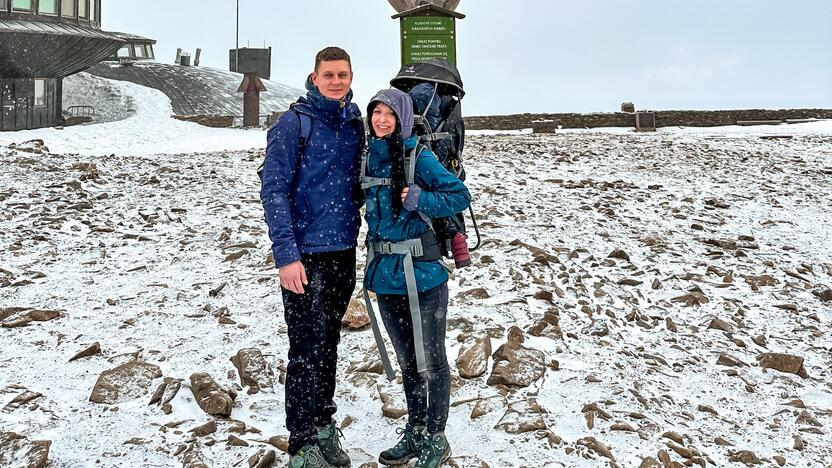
1, 127, 830, 467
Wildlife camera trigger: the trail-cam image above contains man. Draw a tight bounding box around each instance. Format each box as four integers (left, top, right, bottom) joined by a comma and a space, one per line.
260, 46, 364, 468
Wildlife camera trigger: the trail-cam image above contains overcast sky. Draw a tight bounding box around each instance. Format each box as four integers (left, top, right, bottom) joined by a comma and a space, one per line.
103, 0, 832, 116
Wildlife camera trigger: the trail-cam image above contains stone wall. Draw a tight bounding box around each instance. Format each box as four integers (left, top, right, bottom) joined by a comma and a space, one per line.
173, 115, 235, 128
464, 109, 832, 130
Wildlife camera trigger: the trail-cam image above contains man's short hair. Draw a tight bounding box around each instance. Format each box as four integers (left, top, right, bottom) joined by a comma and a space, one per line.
315, 47, 352, 72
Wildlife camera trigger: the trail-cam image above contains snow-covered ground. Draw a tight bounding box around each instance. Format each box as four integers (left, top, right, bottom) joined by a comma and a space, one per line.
1, 76, 831, 467
0, 75, 267, 156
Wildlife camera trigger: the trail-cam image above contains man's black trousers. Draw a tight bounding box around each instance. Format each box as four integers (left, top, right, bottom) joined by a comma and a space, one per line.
281, 248, 356, 455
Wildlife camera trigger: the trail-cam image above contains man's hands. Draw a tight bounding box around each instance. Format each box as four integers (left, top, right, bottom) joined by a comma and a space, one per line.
279, 260, 308, 294
401, 186, 409, 204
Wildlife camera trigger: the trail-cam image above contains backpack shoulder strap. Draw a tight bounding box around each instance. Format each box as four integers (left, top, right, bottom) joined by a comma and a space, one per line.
296, 111, 312, 156
405, 143, 427, 186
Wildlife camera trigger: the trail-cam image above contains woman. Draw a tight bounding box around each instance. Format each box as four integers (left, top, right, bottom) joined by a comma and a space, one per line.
362, 88, 470, 468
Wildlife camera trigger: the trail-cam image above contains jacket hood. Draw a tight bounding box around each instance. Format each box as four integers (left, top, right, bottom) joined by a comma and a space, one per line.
367, 88, 413, 139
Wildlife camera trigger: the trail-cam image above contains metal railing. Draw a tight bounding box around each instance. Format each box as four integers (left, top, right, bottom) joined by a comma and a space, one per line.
64, 105, 96, 118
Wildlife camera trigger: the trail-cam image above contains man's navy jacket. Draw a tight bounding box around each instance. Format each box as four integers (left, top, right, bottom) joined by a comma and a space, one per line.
260, 79, 364, 268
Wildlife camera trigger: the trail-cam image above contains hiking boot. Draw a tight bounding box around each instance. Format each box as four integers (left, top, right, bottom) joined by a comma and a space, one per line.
414, 432, 451, 468
317, 422, 350, 467
290, 444, 335, 468
379, 425, 426, 466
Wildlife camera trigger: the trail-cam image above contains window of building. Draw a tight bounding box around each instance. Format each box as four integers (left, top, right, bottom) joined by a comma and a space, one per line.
34, 79, 47, 107
117, 45, 130, 58
91, 0, 97, 22
11, 0, 33, 11
0, 0, 8, 12
38, 0, 57, 14
61, 0, 75, 17
146, 45, 155, 59
134, 44, 147, 59
78, 0, 86, 18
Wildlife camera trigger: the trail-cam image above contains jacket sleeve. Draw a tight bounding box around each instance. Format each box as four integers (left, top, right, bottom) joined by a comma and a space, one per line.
260, 113, 302, 268
413, 149, 471, 218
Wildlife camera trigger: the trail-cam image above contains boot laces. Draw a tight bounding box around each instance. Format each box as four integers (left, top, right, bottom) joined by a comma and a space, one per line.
320, 424, 346, 452
417, 435, 442, 464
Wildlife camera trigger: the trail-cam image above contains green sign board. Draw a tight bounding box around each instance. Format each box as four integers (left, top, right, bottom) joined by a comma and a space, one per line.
401, 16, 456, 65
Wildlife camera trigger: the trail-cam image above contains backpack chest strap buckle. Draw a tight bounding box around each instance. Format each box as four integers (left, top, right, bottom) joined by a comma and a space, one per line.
374, 238, 424, 257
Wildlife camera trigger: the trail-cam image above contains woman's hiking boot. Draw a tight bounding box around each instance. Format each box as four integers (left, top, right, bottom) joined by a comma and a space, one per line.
317, 422, 351, 467
290, 444, 335, 468
414, 432, 451, 468
378, 425, 426, 466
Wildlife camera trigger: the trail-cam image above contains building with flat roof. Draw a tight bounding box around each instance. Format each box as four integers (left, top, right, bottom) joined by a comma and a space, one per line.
0, 0, 145, 131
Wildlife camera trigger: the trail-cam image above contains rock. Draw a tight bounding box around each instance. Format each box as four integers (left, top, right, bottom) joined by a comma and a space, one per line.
704, 239, 737, 250
728, 450, 761, 465
182, 443, 209, 468
2, 390, 43, 413
506, 325, 524, 345
342, 298, 370, 330
148, 377, 182, 409
494, 399, 547, 434
582, 320, 609, 337
535, 429, 562, 448
248, 448, 277, 468
704, 197, 730, 208
744, 275, 779, 289
2, 309, 62, 328
618, 278, 643, 286
707, 318, 734, 333
189, 421, 217, 437
714, 437, 735, 446
527, 309, 562, 339
190, 373, 235, 417
608, 249, 630, 261
69, 342, 101, 361
751, 335, 767, 347
796, 410, 823, 427
757, 353, 808, 378
459, 288, 490, 300
716, 353, 747, 367
773, 456, 786, 467
793, 434, 805, 451
665, 318, 677, 332
672, 292, 709, 307
227, 435, 249, 447
813, 288, 832, 302
89, 361, 162, 404
487, 331, 546, 388
470, 397, 501, 420
268, 435, 289, 453
576, 436, 615, 462
378, 384, 408, 419
639, 457, 662, 468
610, 423, 637, 432
697, 404, 718, 415
230, 348, 274, 394
456, 334, 492, 379
0, 432, 51, 468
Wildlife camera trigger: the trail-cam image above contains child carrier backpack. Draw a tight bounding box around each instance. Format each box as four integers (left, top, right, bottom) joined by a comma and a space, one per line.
390, 58, 481, 266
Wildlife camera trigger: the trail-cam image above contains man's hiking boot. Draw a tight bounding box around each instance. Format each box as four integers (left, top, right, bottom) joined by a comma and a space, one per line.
379, 425, 426, 466
317, 421, 350, 467
414, 432, 451, 468
290, 444, 335, 468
